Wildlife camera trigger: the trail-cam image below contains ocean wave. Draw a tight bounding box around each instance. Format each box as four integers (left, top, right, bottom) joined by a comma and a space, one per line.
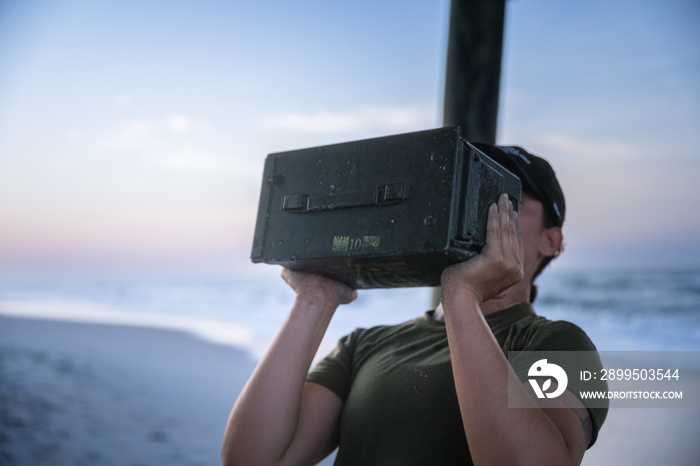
1, 269, 698, 356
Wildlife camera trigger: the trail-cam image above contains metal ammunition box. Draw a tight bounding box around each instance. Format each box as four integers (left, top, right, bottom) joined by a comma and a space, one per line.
250, 126, 520, 289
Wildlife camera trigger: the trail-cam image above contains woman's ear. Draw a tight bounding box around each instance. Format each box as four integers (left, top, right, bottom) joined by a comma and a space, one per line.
540, 227, 563, 258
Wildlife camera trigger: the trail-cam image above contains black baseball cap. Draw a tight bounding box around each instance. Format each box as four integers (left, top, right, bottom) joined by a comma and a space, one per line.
473, 142, 566, 227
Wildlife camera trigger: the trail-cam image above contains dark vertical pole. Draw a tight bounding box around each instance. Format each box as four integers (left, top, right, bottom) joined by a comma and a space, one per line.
433, 0, 507, 307
443, 0, 506, 141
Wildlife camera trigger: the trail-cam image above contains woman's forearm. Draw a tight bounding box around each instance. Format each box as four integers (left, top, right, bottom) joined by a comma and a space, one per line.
222, 292, 338, 466
442, 289, 583, 466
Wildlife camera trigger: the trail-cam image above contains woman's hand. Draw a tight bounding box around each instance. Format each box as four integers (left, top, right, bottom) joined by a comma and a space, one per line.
441, 193, 524, 303
281, 268, 358, 308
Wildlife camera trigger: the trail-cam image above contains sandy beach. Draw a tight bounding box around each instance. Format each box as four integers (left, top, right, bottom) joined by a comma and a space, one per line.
1, 315, 698, 465
0, 316, 258, 466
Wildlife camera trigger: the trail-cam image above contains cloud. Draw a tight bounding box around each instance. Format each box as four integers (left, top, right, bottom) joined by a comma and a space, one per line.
66, 128, 85, 144
169, 114, 191, 133
115, 91, 131, 109
517, 132, 645, 175
97, 114, 192, 152
155, 152, 226, 175
534, 133, 635, 162
259, 104, 438, 134
104, 120, 156, 149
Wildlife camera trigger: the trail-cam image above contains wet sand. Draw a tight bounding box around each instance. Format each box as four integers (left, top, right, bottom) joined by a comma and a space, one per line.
0, 316, 256, 466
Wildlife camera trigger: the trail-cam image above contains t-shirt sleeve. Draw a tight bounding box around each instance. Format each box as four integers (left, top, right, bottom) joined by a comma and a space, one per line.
509, 320, 609, 448
306, 331, 359, 402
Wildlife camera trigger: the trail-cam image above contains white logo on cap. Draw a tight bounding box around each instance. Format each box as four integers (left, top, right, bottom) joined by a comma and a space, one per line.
501, 147, 531, 165
553, 202, 561, 219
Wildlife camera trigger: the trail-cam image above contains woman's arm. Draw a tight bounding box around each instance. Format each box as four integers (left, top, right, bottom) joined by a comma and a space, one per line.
222, 270, 356, 466
441, 194, 590, 465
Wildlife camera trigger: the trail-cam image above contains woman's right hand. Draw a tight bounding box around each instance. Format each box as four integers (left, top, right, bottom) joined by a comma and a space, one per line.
281, 268, 358, 308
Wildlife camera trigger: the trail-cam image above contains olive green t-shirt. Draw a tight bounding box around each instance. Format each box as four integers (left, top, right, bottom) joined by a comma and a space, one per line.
307, 303, 608, 465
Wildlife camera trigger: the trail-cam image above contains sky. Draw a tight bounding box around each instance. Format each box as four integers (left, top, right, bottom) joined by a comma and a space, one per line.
0, 0, 699, 278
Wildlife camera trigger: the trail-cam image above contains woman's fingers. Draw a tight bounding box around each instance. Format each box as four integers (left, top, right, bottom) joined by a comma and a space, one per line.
496, 194, 523, 282
281, 268, 357, 305
485, 200, 500, 256
511, 202, 524, 269
499, 194, 512, 257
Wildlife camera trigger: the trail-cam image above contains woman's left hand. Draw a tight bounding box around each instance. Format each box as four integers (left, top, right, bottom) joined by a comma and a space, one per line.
441, 193, 524, 303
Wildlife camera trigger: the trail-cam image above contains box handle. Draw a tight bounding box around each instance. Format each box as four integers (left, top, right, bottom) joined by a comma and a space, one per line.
283, 183, 408, 213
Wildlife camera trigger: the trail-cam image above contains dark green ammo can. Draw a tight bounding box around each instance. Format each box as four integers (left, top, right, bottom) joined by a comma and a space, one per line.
251, 126, 520, 289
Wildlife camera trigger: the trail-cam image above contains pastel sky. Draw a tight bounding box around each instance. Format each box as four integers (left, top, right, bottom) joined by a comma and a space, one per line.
1, 0, 698, 278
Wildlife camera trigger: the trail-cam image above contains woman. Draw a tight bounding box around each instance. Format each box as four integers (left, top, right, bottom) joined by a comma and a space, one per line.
222, 145, 606, 465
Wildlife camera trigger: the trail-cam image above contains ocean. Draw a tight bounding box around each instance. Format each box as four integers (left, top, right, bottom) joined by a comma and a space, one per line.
1, 267, 699, 361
